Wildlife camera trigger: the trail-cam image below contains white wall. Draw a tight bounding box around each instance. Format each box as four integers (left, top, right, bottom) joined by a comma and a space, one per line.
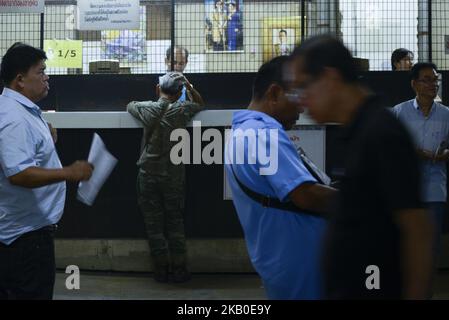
340, 0, 418, 71
0, 13, 41, 56
6, 1, 445, 74
432, 0, 449, 70
175, 1, 300, 73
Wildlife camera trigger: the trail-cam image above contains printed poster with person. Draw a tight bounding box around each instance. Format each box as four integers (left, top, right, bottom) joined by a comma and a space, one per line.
205, 0, 243, 52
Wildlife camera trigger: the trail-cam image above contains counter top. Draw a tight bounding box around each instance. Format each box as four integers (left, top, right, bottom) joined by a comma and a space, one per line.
42, 110, 318, 128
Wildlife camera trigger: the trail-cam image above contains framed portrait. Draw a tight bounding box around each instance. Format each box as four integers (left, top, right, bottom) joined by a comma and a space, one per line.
262, 16, 302, 63
205, 0, 244, 53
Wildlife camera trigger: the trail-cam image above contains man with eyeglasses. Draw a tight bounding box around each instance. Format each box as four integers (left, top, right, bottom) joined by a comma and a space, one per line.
392, 62, 449, 297
292, 36, 432, 299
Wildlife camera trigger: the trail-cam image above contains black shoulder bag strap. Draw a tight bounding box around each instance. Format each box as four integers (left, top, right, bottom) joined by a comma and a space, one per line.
229, 164, 326, 219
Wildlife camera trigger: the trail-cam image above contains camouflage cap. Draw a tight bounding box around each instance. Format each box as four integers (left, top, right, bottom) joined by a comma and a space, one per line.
159, 72, 185, 95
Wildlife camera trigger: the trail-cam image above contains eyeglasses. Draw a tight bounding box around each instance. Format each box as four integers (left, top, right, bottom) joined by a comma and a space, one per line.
285, 88, 305, 102
416, 78, 441, 86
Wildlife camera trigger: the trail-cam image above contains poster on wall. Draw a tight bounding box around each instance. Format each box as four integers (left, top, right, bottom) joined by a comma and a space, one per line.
0, 0, 44, 13
262, 16, 302, 63
101, 29, 146, 63
101, 6, 146, 63
77, 0, 139, 31
205, 0, 244, 52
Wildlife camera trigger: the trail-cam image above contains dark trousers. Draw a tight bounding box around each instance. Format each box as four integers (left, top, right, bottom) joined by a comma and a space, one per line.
137, 172, 187, 268
0, 226, 56, 300
425, 202, 446, 262
425, 201, 446, 298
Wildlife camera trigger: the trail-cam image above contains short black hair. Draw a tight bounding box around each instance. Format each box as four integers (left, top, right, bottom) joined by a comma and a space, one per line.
292, 35, 358, 83
252, 55, 291, 100
0, 42, 47, 85
165, 45, 189, 61
410, 62, 438, 81
279, 29, 287, 35
391, 48, 413, 70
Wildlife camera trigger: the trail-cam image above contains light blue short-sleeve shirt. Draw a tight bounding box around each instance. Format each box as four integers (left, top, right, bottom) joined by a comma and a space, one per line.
178, 86, 187, 102
224, 110, 327, 299
0, 88, 66, 245
392, 99, 449, 202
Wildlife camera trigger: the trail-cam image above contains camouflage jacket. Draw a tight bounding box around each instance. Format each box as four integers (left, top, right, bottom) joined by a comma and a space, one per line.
127, 97, 203, 176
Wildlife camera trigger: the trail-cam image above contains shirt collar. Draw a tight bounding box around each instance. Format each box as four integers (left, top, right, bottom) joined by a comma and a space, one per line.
158, 96, 179, 107
413, 98, 436, 112
232, 110, 283, 129
1, 87, 42, 114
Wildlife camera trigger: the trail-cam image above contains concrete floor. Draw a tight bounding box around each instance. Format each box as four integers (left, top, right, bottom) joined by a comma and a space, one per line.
54, 271, 267, 300
53, 269, 449, 300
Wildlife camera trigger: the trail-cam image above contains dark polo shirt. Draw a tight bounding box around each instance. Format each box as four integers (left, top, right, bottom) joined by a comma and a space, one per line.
323, 96, 423, 299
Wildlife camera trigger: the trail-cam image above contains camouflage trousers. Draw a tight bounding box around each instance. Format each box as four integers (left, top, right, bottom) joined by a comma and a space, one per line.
137, 171, 188, 269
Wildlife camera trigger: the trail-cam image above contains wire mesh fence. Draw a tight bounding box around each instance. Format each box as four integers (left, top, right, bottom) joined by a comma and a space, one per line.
0, 0, 447, 74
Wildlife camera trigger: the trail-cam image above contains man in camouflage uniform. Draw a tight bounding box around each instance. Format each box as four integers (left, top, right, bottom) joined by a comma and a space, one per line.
127, 72, 204, 282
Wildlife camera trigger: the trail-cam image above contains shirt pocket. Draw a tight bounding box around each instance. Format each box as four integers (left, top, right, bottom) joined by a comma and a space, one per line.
35, 135, 56, 167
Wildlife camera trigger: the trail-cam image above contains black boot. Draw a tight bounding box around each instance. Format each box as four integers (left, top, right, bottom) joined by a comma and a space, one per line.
152, 256, 169, 283
172, 266, 191, 283
153, 265, 169, 283
171, 254, 191, 283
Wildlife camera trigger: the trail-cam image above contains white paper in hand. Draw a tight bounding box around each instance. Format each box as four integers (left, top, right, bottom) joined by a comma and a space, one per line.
77, 133, 118, 206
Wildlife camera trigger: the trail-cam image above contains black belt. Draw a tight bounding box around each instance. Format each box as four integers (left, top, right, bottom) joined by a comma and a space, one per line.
0, 224, 58, 247
21, 224, 58, 238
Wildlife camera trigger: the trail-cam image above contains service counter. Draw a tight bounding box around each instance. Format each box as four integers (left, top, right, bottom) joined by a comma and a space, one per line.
41, 110, 328, 272
38, 110, 449, 272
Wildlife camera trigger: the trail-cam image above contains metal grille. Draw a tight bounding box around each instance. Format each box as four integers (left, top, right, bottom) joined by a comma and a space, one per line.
339, 0, 418, 71
433, 0, 449, 70
1, 1, 447, 74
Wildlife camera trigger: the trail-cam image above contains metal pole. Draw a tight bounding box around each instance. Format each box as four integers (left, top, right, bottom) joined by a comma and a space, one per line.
301, 0, 305, 42
170, 0, 175, 71
428, 0, 432, 62
40, 12, 44, 50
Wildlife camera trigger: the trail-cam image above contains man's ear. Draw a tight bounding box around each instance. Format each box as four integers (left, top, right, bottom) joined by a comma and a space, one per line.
411, 79, 417, 92
323, 67, 342, 82
266, 83, 283, 104
156, 84, 161, 97
14, 73, 25, 89
165, 58, 171, 70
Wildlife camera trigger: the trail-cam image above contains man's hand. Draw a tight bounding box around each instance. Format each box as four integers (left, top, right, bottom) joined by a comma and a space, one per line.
182, 76, 205, 106
289, 182, 338, 217
433, 149, 449, 163
183, 76, 193, 90
418, 149, 434, 161
47, 122, 57, 144
64, 161, 94, 182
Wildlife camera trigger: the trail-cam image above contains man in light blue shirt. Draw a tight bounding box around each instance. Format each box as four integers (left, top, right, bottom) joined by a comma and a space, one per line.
224, 56, 337, 299
0, 43, 93, 299
392, 62, 449, 295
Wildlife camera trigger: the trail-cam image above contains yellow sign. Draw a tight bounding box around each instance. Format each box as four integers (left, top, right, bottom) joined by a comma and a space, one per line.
44, 40, 83, 68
